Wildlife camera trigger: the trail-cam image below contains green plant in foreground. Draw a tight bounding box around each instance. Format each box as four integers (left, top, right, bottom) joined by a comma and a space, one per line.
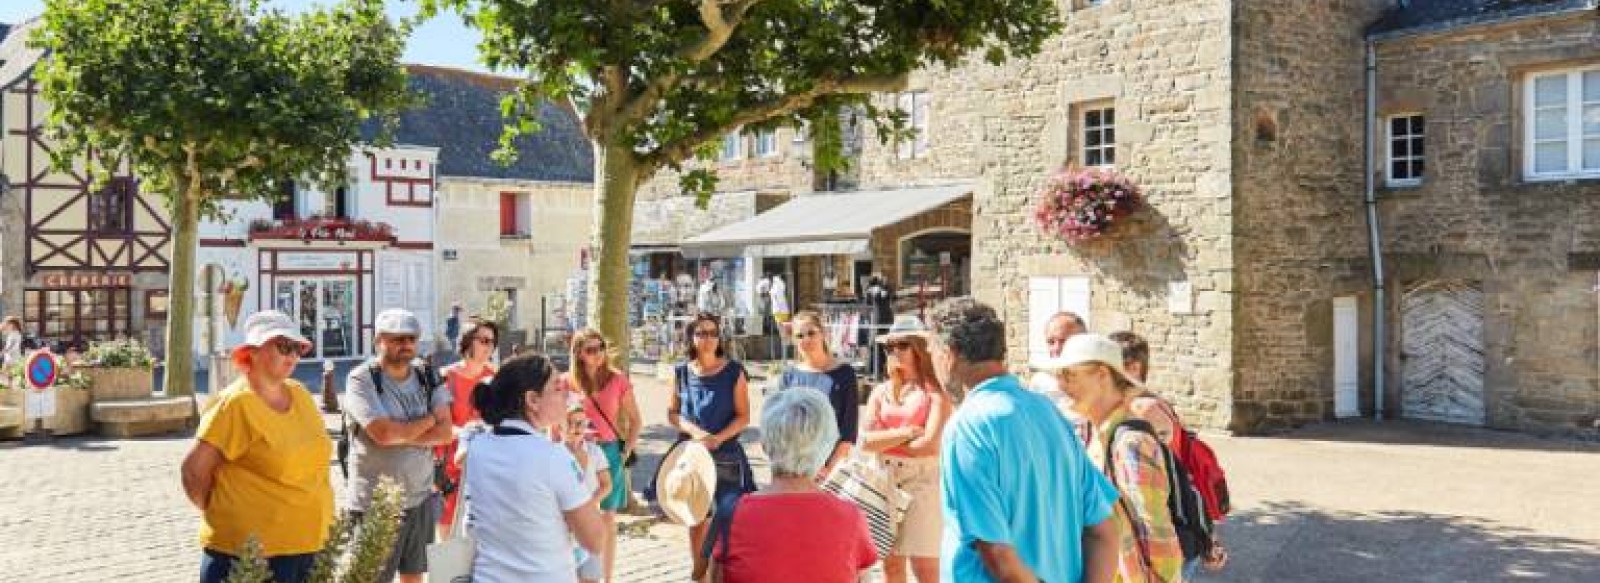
83, 339, 157, 370
225, 478, 404, 583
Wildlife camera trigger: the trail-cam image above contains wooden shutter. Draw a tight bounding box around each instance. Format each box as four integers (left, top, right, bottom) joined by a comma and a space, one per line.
500, 192, 516, 236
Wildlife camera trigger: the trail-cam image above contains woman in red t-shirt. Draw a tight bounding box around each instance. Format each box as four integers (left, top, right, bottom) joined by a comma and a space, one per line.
709, 388, 877, 583
434, 319, 498, 538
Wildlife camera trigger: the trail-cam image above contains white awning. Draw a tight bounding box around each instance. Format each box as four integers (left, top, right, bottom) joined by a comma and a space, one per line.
682, 183, 974, 258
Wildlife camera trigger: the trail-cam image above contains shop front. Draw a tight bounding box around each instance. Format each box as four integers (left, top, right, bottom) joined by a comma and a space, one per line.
682, 182, 974, 370
18, 272, 169, 353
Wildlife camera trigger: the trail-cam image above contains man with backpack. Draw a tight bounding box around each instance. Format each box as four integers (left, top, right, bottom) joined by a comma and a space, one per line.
1111, 331, 1231, 579
341, 309, 453, 583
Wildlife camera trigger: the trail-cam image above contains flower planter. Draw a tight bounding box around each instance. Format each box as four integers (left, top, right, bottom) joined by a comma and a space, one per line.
0, 387, 92, 437
78, 365, 156, 401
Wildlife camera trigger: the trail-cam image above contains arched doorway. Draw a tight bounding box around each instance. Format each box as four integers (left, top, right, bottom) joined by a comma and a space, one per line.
898, 228, 971, 299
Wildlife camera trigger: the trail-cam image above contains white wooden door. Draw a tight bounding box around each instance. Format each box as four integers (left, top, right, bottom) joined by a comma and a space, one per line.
1333, 297, 1360, 418
1028, 276, 1091, 362
1400, 281, 1486, 425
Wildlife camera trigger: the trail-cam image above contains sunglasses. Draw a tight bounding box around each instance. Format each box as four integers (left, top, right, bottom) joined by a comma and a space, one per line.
886, 341, 915, 352
265, 339, 303, 357
472, 335, 496, 346
385, 335, 419, 345
693, 329, 720, 339
793, 330, 819, 340
581, 344, 606, 355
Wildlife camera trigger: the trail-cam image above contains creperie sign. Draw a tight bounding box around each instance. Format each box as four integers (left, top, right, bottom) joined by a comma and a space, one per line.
40, 273, 133, 288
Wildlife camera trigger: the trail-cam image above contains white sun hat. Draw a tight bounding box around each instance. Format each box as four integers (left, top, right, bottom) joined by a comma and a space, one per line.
237, 310, 312, 355
1029, 333, 1142, 388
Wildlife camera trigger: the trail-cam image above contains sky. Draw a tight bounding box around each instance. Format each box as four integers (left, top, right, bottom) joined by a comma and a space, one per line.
0, 0, 490, 72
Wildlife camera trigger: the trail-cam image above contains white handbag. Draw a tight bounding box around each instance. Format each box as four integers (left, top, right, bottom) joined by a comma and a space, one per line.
426, 456, 475, 583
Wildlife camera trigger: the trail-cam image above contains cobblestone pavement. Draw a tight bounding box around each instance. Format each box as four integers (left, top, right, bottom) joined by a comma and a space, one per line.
4, 372, 1599, 582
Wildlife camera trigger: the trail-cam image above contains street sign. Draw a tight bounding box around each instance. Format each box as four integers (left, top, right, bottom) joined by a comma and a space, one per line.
23, 351, 60, 421
25, 351, 59, 391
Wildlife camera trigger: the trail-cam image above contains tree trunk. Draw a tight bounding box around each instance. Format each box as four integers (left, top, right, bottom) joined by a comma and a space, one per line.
162, 180, 201, 398
587, 143, 643, 370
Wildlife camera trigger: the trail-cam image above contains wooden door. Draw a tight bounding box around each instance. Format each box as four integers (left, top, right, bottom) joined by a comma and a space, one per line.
1400, 281, 1486, 425
1333, 296, 1360, 418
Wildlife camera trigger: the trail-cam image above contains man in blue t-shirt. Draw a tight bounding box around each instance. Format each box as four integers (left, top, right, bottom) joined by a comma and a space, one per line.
928, 298, 1120, 583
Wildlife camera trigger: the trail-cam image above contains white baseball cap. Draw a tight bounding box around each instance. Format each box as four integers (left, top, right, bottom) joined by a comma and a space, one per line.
1029, 333, 1141, 388
237, 310, 312, 354
375, 309, 422, 336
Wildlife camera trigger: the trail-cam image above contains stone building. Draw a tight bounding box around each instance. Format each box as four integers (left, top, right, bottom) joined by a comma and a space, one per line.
634, 0, 1600, 436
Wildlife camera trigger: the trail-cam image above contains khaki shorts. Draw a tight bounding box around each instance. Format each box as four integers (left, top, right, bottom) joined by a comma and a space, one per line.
881, 455, 943, 559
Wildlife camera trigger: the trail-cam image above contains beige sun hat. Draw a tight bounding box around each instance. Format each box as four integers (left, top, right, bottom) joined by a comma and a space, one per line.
654, 440, 718, 527
1029, 333, 1143, 388
875, 314, 931, 344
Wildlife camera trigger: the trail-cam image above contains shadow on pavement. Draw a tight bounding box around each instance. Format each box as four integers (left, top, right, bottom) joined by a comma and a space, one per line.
1253, 419, 1600, 454
1198, 500, 1600, 583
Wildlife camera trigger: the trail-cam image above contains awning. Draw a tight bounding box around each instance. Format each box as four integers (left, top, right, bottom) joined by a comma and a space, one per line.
682, 182, 974, 258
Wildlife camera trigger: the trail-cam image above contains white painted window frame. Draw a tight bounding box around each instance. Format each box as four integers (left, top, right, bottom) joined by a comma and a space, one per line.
896, 91, 931, 160
721, 131, 744, 161
753, 129, 779, 158
1386, 113, 1425, 187
1523, 65, 1600, 181
1080, 101, 1116, 168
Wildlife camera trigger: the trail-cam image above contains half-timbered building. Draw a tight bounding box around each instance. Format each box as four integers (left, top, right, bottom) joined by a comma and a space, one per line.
0, 20, 174, 353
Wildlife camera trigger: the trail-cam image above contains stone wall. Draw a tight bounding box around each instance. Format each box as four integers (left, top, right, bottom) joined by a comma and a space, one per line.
435, 177, 593, 333
1372, 12, 1600, 434
1229, 0, 1391, 431
632, 191, 789, 248
871, 198, 974, 290
899, 0, 1240, 428
636, 126, 813, 202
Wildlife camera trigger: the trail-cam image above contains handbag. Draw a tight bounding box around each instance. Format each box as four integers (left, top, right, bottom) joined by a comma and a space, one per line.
426, 440, 476, 583
819, 453, 913, 559
586, 391, 636, 467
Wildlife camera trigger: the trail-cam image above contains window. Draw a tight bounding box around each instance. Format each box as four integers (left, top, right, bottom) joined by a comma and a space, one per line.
753, 129, 778, 157
896, 91, 931, 160
1525, 67, 1600, 180
90, 177, 133, 234
499, 191, 530, 238
272, 179, 298, 221
721, 132, 744, 161
1387, 114, 1425, 186
1081, 104, 1116, 167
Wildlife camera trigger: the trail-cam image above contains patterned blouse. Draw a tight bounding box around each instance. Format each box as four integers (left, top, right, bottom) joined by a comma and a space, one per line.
1088, 407, 1185, 583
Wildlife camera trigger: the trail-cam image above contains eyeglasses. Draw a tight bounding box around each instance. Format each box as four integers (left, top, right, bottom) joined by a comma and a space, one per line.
693, 330, 720, 339
472, 336, 496, 346
885, 341, 915, 352
385, 335, 419, 345
581, 344, 606, 355
266, 340, 302, 357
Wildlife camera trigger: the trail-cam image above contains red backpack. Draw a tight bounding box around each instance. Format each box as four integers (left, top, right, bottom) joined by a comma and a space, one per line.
1168, 413, 1232, 522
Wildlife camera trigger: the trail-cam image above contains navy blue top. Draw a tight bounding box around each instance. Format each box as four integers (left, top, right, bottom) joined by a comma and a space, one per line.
676, 360, 748, 454
778, 364, 860, 444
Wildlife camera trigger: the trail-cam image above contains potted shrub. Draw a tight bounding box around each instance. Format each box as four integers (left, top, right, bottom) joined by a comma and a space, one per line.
0, 361, 93, 436
79, 339, 159, 402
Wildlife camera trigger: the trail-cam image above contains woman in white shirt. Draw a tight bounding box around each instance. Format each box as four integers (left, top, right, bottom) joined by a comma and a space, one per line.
1, 317, 24, 368
457, 353, 607, 583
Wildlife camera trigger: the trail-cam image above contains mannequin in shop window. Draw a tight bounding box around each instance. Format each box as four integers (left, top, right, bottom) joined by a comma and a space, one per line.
697, 279, 726, 317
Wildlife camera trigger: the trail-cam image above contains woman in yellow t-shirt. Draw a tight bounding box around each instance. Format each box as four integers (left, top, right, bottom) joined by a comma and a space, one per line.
181, 310, 333, 583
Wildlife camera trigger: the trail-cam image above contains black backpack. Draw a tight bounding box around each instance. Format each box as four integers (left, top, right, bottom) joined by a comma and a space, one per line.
336, 359, 442, 479
1105, 418, 1215, 564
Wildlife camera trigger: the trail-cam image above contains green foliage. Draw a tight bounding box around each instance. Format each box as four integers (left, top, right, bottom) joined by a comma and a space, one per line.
224, 478, 404, 583
422, 0, 1062, 189
84, 339, 157, 370
33, 0, 416, 216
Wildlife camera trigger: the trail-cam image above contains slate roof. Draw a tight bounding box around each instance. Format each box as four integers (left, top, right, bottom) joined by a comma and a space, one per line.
1369, 0, 1598, 37
0, 22, 12, 44
370, 65, 594, 183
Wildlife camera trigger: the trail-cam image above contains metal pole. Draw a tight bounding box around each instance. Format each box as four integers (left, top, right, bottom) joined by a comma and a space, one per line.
1365, 40, 1388, 421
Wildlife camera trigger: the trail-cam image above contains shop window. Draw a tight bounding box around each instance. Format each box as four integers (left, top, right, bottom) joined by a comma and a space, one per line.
90, 177, 134, 235
1524, 66, 1600, 180
1387, 114, 1425, 186
23, 288, 132, 347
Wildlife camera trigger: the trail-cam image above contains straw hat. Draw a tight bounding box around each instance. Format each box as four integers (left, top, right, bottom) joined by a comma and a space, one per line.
875, 315, 931, 344
654, 440, 717, 526
1029, 333, 1143, 389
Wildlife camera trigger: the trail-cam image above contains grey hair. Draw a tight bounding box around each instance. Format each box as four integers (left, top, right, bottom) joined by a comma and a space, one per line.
928, 297, 1007, 363
759, 387, 840, 478
1049, 311, 1086, 330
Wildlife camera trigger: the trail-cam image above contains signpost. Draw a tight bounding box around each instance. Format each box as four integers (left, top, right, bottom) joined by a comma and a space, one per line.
23, 350, 60, 441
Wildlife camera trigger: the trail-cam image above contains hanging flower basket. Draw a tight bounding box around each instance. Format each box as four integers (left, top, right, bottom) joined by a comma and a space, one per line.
1032, 166, 1145, 244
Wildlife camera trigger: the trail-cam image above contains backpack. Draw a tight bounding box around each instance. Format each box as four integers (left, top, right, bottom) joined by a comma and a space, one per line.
1105, 418, 1214, 563
1150, 400, 1231, 522
336, 359, 442, 479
